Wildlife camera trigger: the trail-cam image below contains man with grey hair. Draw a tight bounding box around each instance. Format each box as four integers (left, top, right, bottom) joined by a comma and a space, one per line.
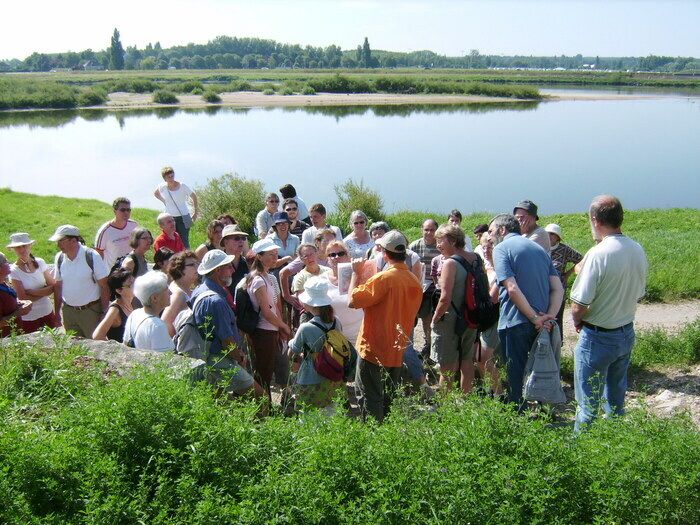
153, 212, 185, 254
570, 195, 647, 432
488, 213, 563, 409
190, 250, 263, 398
513, 200, 550, 252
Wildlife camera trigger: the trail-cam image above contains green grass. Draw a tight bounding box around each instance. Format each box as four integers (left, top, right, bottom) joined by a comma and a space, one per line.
632, 320, 700, 367
0, 337, 698, 524
0, 189, 697, 302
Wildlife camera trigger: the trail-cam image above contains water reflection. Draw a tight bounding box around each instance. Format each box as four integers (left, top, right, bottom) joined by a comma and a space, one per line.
0, 101, 539, 129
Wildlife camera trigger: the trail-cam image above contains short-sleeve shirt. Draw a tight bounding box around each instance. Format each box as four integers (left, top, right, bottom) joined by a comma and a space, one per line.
289, 316, 343, 385
255, 209, 275, 236
493, 233, 558, 330
248, 273, 281, 331
122, 308, 174, 351
269, 232, 300, 259
408, 238, 440, 284
344, 235, 375, 259
350, 262, 422, 367
53, 245, 109, 307
526, 227, 551, 252
292, 266, 332, 294
10, 258, 53, 320
289, 220, 310, 241
571, 234, 647, 329
550, 242, 583, 283
301, 225, 343, 245
158, 183, 193, 217
153, 231, 185, 254
94, 219, 138, 270
192, 278, 243, 356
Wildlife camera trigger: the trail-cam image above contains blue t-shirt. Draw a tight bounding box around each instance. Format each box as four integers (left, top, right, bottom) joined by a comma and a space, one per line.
493, 233, 558, 330
191, 278, 243, 356
289, 316, 342, 385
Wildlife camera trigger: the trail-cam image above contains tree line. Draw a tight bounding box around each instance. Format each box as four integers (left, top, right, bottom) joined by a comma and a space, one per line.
1, 30, 698, 74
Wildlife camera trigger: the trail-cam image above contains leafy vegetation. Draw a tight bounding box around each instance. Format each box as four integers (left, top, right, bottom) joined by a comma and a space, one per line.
202, 90, 222, 103
0, 337, 698, 523
152, 89, 178, 104
632, 320, 700, 367
0, 189, 697, 302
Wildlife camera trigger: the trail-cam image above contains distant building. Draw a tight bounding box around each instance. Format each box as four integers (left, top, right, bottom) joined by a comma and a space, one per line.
82, 60, 104, 71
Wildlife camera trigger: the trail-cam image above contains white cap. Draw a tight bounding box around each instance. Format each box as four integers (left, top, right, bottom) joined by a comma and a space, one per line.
7, 233, 36, 248
544, 223, 562, 240
49, 225, 80, 242
298, 276, 332, 307
252, 238, 278, 254
197, 249, 235, 275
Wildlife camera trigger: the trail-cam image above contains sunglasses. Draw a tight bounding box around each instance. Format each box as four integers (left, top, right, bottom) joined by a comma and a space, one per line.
118, 208, 132, 212
285, 207, 298, 212
327, 250, 347, 258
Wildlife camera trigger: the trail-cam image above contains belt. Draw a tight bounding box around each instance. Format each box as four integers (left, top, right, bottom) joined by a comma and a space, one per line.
582, 321, 631, 333
65, 299, 101, 311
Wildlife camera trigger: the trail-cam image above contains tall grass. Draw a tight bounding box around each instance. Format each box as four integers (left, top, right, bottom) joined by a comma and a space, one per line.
632, 320, 700, 367
0, 338, 698, 523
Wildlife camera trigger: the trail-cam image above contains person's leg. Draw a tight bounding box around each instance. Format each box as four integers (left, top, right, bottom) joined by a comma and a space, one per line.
403, 341, 425, 384
356, 358, 384, 422
273, 338, 290, 387
603, 326, 635, 418
61, 305, 81, 336
574, 328, 610, 432
250, 329, 278, 391
458, 329, 477, 394
174, 215, 191, 248
77, 302, 103, 339
500, 323, 537, 409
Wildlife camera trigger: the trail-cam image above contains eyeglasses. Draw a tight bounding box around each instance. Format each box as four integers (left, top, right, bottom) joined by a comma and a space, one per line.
327, 250, 347, 258
118, 208, 132, 212
285, 207, 297, 212
268, 199, 279, 203
300, 252, 316, 260
353, 221, 366, 225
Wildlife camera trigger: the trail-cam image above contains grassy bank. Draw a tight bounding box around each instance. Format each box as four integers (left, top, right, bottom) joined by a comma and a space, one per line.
0, 189, 698, 301
1, 338, 698, 524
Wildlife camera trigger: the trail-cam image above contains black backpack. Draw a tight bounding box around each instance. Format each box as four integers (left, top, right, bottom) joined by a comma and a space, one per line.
110, 253, 139, 276
450, 254, 499, 333
234, 284, 260, 335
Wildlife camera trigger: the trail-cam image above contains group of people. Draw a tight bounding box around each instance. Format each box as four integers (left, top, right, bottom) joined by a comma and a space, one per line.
0, 167, 648, 429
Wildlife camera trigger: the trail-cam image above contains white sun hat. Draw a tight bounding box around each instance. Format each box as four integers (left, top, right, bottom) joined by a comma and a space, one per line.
298, 276, 332, 307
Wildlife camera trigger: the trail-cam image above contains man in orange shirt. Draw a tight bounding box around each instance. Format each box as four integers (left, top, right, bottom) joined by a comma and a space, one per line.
349, 230, 422, 422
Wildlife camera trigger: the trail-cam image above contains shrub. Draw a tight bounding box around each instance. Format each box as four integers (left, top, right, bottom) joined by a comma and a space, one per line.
190, 87, 204, 95
330, 179, 386, 230
170, 80, 204, 94
278, 87, 294, 96
0, 78, 78, 110
194, 173, 265, 234
632, 320, 700, 367
102, 78, 156, 94
306, 74, 374, 93
77, 87, 107, 106
202, 90, 221, 103
152, 89, 178, 104
301, 85, 316, 95
262, 88, 275, 95
228, 80, 252, 91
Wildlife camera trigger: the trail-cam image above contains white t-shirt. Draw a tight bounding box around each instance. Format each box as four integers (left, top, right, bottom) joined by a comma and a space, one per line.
571, 234, 648, 329
53, 245, 109, 307
9, 258, 53, 320
327, 283, 364, 346
301, 225, 343, 245
248, 274, 281, 331
157, 182, 193, 217
95, 219, 138, 269
294, 195, 309, 220
344, 234, 375, 259
122, 308, 174, 351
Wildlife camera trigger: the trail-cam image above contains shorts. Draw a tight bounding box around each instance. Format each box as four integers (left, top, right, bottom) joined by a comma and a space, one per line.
431, 310, 477, 367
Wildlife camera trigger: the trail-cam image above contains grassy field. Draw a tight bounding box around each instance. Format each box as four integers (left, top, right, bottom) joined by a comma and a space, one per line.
0, 338, 698, 524
0, 189, 698, 302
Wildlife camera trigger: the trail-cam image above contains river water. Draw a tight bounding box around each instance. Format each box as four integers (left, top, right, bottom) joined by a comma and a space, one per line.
1, 88, 698, 214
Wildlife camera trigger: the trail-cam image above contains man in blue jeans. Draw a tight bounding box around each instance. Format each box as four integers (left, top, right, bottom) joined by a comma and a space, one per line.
489, 214, 563, 410
571, 195, 647, 432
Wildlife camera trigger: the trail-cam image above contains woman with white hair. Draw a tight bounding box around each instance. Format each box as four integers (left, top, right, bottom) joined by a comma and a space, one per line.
122, 271, 174, 351
343, 210, 374, 259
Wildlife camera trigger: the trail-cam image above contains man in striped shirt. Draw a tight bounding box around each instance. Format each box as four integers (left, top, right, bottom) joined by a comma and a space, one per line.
94, 197, 138, 269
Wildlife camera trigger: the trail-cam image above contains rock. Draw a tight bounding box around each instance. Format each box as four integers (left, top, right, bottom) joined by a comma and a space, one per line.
1, 332, 206, 379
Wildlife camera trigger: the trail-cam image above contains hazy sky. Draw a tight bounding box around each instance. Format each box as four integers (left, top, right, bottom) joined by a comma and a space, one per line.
2, 0, 698, 60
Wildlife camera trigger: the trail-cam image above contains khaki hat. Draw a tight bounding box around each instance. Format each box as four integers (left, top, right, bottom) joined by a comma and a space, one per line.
197, 249, 235, 275
544, 223, 562, 240
220, 224, 249, 245
375, 230, 407, 253
7, 232, 35, 248
49, 225, 80, 242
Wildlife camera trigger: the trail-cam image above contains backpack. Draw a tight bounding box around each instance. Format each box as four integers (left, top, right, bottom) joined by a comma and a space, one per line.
173, 290, 218, 360
309, 320, 355, 382
450, 254, 499, 334
56, 248, 96, 283
110, 253, 139, 276
234, 283, 260, 335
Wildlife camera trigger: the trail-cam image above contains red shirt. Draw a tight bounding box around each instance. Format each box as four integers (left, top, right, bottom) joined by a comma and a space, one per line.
154, 232, 185, 254
0, 284, 19, 337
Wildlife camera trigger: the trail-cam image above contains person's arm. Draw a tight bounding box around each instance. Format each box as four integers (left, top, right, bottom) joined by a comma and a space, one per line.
11, 279, 53, 300
194, 244, 207, 261
0, 298, 32, 328
153, 187, 165, 204
92, 306, 120, 340
547, 275, 564, 318
502, 277, 554, 331
121, 257, 136, 274
97, 277, 110, 312
279, 264, 301, 310
571, 302, 589, 332
161, 290, 186, 337
432, 259, 456, 324
53, 280, 63, 324
222, 336, 248, 366
274, 255, 293, 268
253, 283, 290, 337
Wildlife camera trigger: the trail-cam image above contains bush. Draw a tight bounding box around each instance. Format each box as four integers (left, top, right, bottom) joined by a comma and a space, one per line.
632, 320, 700, 367
202, 90, 221, 103
194, 173, 265, 234
307, 74, 374, 93
278, 87, 294, 96
301, 85, 316, 95
330, 179, 386, 230
77, 87, 107, 106
102, 78, 156, 94
262, 88, 275, 95
152, 89, 179, 104
170, 80, 204, 94
0, 78, 78, 110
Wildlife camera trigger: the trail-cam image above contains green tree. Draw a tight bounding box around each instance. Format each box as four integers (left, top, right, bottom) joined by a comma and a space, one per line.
109, 28, 125, 70
362, 37, 372, 67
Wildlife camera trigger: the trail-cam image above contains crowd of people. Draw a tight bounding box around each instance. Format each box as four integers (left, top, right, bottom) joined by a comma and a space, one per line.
0, 166, 649, 429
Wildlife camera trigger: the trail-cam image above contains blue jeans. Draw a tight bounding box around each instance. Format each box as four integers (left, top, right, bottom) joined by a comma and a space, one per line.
574, 323, 635, 432
499, 322, 538, 409
403, 341, 424, 382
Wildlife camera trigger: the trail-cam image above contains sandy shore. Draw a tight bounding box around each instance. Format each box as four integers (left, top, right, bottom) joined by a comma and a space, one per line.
100, 90, 671, 111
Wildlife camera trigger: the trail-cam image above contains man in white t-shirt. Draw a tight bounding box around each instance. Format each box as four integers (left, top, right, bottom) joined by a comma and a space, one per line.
50, 225, 110, 338
279, 183, 310, 223
571, 195, 648, 432
301, 203, 343, 245
94, 197, 138, 270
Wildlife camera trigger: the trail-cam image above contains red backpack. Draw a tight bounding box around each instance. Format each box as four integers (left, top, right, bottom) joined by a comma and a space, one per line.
450, 254, 499, 333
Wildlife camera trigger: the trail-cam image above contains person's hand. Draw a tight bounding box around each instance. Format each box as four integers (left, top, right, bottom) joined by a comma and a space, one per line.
283, 293, 301, 310
279, 323, 292, 340
533, 312, 556, 332
351, 258, 364, 274
518, 214, 535, 233
17, 300, 33, 316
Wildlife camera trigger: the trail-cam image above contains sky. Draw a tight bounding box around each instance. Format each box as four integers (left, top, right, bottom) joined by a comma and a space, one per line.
2, 0, 699, 61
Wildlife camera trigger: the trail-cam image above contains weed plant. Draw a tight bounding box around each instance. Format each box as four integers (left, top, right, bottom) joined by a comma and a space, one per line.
632, 320, 700, 367
202, 90, 222, 103
0, 339, 698, 523
152, 89, 179, 104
